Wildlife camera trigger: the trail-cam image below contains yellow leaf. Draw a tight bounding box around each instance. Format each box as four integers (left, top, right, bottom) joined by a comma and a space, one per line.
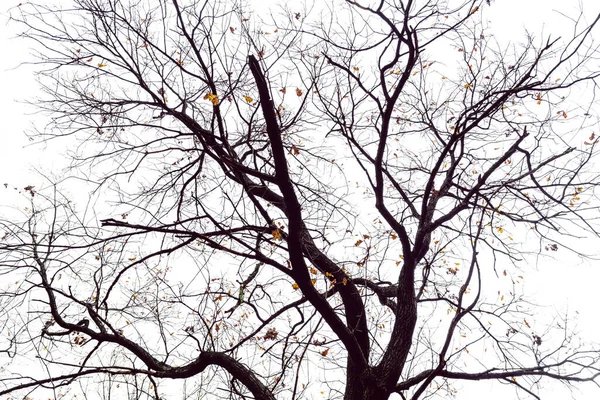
128, 257, 136, 261
470, 6, 479, 14
292, 282, 299, 290
311, 278, 316, 286
243, 95, 253, 103
353, 67, 359, 71
464, 83, 471, 89
309, 267, 318, 274
272, 229, 282, 241
296, 88, 303, 96
97, 63, 107, 68
497, 227, 503, 233
204, 92, 219, 106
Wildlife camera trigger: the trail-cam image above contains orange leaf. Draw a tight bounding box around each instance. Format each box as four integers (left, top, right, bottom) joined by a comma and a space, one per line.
321, 348, 329, 356
243, 95, 253, 103
272, 229, 282, 241
204, 92, 219, 106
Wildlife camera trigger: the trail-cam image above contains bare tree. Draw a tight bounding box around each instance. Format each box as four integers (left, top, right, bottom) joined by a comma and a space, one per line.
2, 0, 600, 399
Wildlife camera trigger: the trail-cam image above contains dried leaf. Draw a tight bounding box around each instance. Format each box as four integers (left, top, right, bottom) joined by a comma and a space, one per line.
296, 88, 303, 97
272, 229, 282, 241
204, 92, 219, 106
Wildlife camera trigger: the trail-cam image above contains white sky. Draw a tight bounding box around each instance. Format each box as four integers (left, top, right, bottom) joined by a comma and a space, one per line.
1, 0, 600, 398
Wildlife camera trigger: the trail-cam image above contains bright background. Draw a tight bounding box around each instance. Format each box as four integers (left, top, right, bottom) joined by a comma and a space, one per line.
1, 0, 600, 398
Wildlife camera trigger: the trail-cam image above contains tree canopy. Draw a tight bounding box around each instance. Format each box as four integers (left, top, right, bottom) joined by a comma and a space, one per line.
2, 0, 600, 399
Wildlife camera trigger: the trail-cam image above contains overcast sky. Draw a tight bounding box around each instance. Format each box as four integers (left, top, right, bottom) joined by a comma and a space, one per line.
1, 0, 600, 398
